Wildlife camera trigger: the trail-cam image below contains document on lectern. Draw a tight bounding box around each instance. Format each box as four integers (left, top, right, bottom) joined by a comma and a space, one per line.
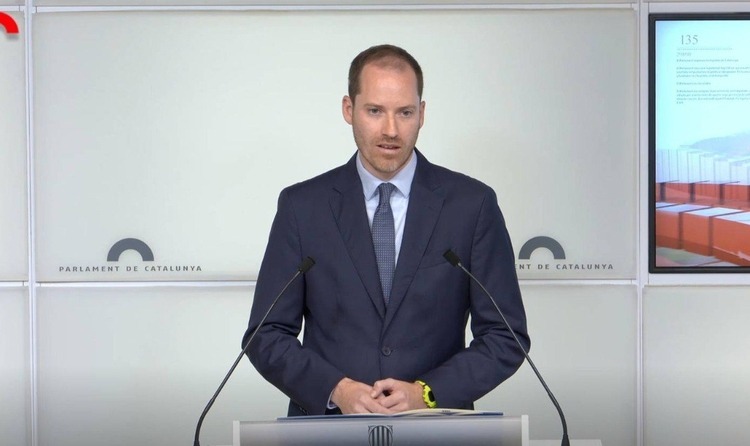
277, 409, 503, 421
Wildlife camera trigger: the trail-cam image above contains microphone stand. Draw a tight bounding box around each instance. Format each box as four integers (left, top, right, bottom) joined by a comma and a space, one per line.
193, 257, 315, 446
443, 250, 569, 446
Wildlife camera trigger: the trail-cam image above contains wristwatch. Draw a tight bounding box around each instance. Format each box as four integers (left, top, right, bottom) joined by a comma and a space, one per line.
416, 380, 437, 408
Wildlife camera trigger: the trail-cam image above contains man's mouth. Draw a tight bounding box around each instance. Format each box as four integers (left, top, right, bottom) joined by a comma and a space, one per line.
377, 144, 400, 150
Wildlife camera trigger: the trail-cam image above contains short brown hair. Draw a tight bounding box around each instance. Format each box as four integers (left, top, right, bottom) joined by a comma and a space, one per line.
348, 44, 423, 101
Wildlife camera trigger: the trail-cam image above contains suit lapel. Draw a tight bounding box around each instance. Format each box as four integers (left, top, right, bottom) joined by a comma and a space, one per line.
330, 155, 386, 319
384, 151, 445, 331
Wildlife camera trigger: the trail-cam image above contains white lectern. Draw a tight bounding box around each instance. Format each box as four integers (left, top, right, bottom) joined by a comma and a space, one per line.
234, 413, 529, 446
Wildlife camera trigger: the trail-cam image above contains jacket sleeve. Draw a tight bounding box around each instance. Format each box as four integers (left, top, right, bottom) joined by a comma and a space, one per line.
419, 187, 530, 409
242, 188, 345, 415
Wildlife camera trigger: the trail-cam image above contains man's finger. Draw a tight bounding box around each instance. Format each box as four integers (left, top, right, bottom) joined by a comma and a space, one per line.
371, 378, 393, 398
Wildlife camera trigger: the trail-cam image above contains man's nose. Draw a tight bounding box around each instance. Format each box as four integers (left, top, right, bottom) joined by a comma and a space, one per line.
382, 115, 398, 138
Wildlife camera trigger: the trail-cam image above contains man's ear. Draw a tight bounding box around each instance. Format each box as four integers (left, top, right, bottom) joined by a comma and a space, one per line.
419, 100, 426, 128
342, 95, 354, 125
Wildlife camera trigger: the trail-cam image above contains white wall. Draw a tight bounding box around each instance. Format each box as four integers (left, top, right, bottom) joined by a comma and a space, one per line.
0, 8, 27, 281
35, 286, 277, 446
2, 1, 749, 446
481, 285, 638, 446
0, 287, 29, 446
643, 286, 750, 446
31, 8, 636, 282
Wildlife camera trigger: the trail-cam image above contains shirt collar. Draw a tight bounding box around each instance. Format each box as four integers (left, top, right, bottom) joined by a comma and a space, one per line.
356, 150, 417, 200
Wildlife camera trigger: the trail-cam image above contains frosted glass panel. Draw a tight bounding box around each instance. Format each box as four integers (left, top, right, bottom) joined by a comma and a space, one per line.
643, 286, 750, 446
0, 10, 27, 281
0, 287, 29, 446
36, 285, 284, 446
425, 12, 637, 281
34, 9, 635, 281
478, 285, 637, 445
35, 284, 638, 446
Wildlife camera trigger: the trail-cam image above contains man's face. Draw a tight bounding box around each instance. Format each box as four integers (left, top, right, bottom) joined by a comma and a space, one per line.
342, 63, 425, 181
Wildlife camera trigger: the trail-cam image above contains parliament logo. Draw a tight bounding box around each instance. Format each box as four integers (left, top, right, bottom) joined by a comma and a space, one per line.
368, 425, 393, 446
107, 238, 154, 261
516, 235, 614, 273
57, 237, 203, 275
519, 236, 566, 260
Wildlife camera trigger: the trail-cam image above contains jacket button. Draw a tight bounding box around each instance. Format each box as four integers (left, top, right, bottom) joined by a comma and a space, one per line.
381, 346, 392, 356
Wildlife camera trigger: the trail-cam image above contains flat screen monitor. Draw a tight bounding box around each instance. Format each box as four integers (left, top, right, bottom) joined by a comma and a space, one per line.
649, 13, 750, 273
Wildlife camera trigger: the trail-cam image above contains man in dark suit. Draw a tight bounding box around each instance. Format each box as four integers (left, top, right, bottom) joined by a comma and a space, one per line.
243, 44, 529, 416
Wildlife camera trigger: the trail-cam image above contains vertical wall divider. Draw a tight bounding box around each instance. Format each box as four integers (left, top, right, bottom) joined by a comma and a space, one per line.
636, 5, 646, 446
24, 1, 37, 446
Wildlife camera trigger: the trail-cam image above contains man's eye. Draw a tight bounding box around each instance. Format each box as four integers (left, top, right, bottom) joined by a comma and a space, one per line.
401, 110, 413, 117
368, 108, 380, 115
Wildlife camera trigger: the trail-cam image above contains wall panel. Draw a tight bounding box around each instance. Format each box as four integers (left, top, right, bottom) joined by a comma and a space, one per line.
643, 286, 750, 446
34, 284, 640, 446
35, 286, 280, 446
0, 9, 27, 281
479, 285, 638, 446
0, 287, 29, 446
33, 8, 636, 282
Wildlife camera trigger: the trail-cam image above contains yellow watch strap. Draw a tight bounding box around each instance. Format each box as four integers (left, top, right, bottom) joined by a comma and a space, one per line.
416, 380, 437, 408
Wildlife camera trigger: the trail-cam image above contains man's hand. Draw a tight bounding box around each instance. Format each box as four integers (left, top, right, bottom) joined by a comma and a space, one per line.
331, 377, 394, 414
371, 378, 427, 412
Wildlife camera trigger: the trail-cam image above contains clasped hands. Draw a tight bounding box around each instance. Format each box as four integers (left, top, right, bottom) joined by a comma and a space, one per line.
331, 377, 426, 414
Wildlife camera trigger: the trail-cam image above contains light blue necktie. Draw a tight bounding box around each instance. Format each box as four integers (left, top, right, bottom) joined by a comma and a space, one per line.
372, 183, 396, 304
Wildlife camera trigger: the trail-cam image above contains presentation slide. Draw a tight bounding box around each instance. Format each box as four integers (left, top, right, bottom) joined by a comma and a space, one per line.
652, 15, 750, 269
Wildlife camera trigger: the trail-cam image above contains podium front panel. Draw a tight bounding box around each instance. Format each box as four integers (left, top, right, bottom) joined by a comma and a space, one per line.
234, 414, 527, 446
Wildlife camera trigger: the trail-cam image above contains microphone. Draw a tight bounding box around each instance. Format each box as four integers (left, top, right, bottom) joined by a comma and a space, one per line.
193, 256, 315, 446
443, 250, 570, 446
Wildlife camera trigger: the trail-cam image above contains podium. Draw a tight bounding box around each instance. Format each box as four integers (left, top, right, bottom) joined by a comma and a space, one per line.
233, 412, 528, 446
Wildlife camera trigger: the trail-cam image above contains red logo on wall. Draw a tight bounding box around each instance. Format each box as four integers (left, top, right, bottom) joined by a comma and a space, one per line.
0, 12, 19, 34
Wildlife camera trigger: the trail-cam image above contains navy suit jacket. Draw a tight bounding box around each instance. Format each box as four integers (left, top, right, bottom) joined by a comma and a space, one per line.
243, 149, 529, 416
